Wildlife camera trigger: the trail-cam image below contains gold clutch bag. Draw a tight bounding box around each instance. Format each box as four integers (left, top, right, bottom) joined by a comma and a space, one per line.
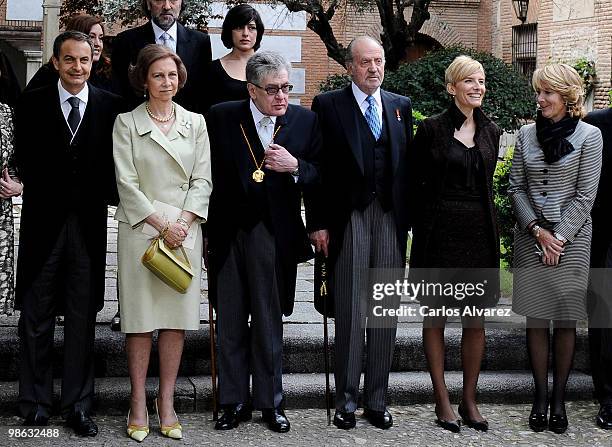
142, 237, 194, 294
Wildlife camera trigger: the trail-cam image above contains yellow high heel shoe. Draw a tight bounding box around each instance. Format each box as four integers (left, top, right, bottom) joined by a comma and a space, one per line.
155, 398, 182, 439
126, 409, 149, 442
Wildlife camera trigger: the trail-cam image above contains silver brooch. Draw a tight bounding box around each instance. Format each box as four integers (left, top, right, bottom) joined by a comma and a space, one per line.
181, 120, 192, 130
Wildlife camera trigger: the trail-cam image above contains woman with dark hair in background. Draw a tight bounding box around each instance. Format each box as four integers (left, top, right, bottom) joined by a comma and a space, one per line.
201, 4, 264, 113
25, 14, 112, 92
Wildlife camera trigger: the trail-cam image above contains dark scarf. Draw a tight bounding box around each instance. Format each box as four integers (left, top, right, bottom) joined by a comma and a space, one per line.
535, 111, 578, 164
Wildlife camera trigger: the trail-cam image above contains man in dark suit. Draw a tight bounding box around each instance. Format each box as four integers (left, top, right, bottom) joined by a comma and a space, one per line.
206, 51, 321, 433
309, 36, 413, 430
14, 31, 123, 436
583, 108, 612, 430
111, 0, 211, 111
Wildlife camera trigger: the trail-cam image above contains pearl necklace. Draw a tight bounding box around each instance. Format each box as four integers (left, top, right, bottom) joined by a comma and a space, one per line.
146, 102, 175, 123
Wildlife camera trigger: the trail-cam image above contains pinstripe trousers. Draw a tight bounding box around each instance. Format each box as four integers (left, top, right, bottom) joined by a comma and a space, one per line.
333, 199, 403, 412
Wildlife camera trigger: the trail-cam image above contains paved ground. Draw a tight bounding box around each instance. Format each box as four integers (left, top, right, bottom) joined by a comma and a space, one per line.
0, 402, 611, 446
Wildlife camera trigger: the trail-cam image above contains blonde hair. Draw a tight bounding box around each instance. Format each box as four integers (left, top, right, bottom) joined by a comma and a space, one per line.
532, 63, 585, 119
445, 55, 485, 85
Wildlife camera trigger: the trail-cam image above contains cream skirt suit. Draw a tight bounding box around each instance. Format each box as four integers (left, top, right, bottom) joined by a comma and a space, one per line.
113, 102, 212, 333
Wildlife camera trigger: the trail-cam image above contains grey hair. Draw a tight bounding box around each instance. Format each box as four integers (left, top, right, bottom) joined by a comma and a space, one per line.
345, 36, 384, 65
246, 51, 292, 86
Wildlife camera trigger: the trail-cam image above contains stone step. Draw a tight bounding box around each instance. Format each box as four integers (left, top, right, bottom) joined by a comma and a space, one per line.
0, 371, 594, 416
0, 323, 592, 381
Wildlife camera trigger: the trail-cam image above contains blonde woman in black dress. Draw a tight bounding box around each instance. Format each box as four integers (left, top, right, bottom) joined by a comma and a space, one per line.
410, 55, 501, 433
0, 101, 23, 315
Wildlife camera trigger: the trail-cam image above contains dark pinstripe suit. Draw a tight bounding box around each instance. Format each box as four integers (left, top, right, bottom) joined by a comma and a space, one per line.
309, 85, 413, 412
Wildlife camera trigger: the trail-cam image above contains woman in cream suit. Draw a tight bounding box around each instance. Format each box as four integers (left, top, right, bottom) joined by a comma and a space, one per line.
113, 45, 211, 441
509, 63, 602, 434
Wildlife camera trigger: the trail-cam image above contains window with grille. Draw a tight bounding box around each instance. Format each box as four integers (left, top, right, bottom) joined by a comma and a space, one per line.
512, 23, 537, 80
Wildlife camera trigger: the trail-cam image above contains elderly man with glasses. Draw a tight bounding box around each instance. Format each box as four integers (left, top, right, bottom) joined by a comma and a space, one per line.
205, 51, 321, 433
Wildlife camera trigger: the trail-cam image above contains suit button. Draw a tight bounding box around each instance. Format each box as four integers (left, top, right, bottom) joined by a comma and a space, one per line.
181, 183, 189, 191
541, 191, 547, 196
542, 180, 548, 185
542, 169, 548, 174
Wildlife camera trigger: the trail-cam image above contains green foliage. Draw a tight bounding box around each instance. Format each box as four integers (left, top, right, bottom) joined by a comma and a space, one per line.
572, 58, 596, 97
318, 73, 351, 93
383, 46, 534, 131
493, 146, 515, 269
61, 0, 216, 29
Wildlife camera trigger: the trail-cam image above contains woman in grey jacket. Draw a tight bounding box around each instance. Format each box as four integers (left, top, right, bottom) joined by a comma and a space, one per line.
509, 63, 602, 434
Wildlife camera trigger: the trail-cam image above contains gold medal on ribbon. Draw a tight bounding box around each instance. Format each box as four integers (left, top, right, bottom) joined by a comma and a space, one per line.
252, 169, 265, 183
240, 122, 282, 184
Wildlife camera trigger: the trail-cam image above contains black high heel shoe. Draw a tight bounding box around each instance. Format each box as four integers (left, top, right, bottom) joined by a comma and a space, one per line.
458, 403, 488, 432
434, 405, 460, 433
435, 418, 461, 433
549, 413, 568, 434
528, 403, 548, 433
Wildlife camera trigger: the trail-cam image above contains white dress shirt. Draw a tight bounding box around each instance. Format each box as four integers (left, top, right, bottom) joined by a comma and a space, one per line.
249, 99, 298, 182
152, 21, 178, 53
351, 81, 383, 124
250, 99, 277, 148
58, 80, 89, 139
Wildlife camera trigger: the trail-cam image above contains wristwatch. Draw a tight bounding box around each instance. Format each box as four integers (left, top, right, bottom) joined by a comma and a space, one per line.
531, 224, 542, 238
291, 166, 299, 177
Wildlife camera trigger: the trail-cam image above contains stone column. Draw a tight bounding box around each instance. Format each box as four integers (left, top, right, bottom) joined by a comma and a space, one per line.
42, 0, 61, 62
24, 50, 43, 84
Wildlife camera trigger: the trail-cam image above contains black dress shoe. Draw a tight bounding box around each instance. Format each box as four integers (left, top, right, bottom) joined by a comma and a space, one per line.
458, 404, 488, 432
23, 409, 49, 426
596, 404, 612, 430
261, 408, 290, 433
66, 410, 98, 437
214, 403, 252, 430
363, 408, 393, 429
549, 413, 568, 434
436, 418, 461, 433
333, 410, 356, 429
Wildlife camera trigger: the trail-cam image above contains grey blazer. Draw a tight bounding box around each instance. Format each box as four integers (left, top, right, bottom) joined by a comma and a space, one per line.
509, 120, 603, 242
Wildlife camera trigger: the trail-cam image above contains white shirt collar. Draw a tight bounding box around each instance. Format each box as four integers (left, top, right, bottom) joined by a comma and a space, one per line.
152, 21, 178, 44
351, 82, 381, 111
249, 99, 277, 127
58, 79, 89, 106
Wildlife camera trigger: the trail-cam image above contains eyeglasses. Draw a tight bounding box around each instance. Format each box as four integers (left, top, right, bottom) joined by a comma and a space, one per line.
252, 83, 293, 95
151, 0, 180, 4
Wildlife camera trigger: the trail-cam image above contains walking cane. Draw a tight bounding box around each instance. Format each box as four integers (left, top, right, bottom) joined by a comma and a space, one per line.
320, 258, 332, 426
208, 301, 219, 421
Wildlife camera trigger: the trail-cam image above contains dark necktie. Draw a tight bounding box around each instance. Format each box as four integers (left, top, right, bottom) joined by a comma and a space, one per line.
67, 96, 81, 134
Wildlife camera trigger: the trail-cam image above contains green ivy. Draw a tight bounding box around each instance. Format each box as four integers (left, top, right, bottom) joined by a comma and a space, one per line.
493, 146, 515, 269
572, 58, 596, 97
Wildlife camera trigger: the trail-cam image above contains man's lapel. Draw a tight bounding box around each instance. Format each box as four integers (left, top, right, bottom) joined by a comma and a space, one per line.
235, 100, 262, 192
176, 23, 191, 68
381, 89, 405, 177
335, 86, 364, 174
